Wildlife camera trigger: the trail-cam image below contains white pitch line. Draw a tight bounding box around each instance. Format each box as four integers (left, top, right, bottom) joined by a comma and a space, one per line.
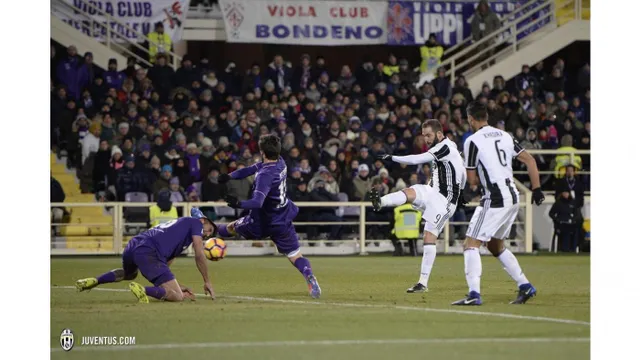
50, 337, 590, 353
52, 286, 590, 326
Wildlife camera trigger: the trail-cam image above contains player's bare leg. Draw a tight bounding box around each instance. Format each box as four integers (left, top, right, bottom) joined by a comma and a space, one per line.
76, 268, 138, 292
370, 188, 415, 211
129, 278, 185, 303
288, 251, 321, 299
451, 237, 483, 305
407, 231, 437, 293
488, 238, 537, 304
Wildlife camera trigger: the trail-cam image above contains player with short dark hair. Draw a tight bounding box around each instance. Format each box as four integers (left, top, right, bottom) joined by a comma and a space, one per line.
452, 101, 545, 306
75, 217, 218, 303
204, 134, 321, 298
372, 119, 466, 293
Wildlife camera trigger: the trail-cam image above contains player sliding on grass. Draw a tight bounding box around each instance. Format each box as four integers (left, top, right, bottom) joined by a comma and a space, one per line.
369, 119, 466, 293
199, 134, 321, 298
75, 216, 217, 303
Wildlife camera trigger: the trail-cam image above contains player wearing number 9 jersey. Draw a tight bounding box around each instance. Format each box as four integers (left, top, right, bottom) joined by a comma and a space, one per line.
210, 134, 321, 298
452, 101, 545, 306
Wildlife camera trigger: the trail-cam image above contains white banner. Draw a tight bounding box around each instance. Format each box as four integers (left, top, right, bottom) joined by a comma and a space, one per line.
52, 0, 190, 43
219, 0, 388, 45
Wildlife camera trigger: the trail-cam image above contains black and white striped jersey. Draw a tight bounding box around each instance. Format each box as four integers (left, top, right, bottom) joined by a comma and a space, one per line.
463, 126, 524, 208
427, 139, 467, 206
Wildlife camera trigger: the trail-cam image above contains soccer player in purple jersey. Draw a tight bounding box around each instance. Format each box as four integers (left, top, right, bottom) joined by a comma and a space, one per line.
197, 134, 321, 298
75, 217, 217, 303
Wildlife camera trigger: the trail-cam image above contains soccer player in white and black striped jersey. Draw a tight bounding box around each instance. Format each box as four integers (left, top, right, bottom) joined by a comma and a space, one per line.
369, 119, 466, 293
452, 101, 545, 306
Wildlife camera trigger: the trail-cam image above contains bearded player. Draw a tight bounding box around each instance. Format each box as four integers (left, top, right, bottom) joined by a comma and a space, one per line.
196, 134, 321, 298
369, 119, 466, 293
75, 216, 217, 303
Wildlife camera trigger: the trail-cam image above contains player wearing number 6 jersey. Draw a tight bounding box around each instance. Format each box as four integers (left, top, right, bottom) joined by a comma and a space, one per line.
212, 134, 321, 299
452, 101, 545, 306
369, 119, 466, 294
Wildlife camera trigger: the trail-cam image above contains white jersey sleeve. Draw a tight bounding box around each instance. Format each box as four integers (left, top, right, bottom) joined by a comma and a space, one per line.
463, 138, 479, 170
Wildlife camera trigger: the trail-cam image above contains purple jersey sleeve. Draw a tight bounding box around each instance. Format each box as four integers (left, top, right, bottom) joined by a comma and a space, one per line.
190, 218, 204, 237
230, 163, 263, 180
239, 171, 273, 209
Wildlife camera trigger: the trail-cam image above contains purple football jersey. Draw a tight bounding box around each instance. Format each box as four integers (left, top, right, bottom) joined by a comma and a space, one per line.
252, 157, 298, 226
140, 217, 203, 261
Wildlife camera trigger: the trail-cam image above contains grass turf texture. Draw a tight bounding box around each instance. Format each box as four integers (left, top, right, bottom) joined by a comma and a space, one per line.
51, 255, 590, 360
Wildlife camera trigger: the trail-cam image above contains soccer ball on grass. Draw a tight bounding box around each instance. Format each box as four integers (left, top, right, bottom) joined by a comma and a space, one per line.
204, 238, 227, 261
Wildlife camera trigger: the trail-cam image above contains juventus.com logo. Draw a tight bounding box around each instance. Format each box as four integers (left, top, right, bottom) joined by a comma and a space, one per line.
60, 328, 74, 351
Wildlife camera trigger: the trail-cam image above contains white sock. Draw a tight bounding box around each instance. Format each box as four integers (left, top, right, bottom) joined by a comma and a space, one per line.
464, 248, 482, 294
418, 244, 437, 287
497, 249, 529, 286
380, 191, 407, 207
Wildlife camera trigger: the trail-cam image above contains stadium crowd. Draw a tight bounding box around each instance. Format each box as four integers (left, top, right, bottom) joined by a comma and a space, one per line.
50, 41, 590, 241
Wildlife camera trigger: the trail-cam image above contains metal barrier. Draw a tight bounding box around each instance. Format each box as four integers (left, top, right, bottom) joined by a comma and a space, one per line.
50, 185, 534, 256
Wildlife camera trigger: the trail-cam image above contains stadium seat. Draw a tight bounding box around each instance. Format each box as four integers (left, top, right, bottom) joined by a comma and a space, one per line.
124, 192, 150, 227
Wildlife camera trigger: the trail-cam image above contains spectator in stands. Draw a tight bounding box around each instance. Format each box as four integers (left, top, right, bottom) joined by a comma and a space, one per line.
308, 179, 343, 241
471, 0, 500, 68
81, 122, 101, 165
174, 56, 199, 89
103, 58, 124, 91
147, 54, 175, 102
168, 177, 186, 203
56, 45, 84, 99
81, 52, 100, 87
266, 55, 292, 94
115, 154, 146, 201
352, 164, 372, 201
149, 190, 178, 227
432, 67, 451, 101
92, 139, 112, 188
545, 66, 566, 94
554, 134, 582, 179
148, 22, 172, 64
153, 164, 173, 199
417, 34, 444, 86
578, 63, 590, 93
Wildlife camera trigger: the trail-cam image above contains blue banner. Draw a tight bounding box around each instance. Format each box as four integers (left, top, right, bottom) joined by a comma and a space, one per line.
387, 1, 550, 46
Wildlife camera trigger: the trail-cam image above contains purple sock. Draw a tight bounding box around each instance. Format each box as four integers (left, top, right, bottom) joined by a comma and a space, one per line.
294, 257, 314, 278
218, 225, 231, 237
145, 286, 167, 300
96, 271, 117, 284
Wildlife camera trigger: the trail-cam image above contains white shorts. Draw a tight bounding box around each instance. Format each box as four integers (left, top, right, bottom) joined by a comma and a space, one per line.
466, 203, 519, 242
409, 184, 454, 237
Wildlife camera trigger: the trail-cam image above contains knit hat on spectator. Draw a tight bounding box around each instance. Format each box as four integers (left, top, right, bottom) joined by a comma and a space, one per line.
186, 143, 198, 151
108, 58, 117, 66
318, 166, 330, 174
379, 168, 389, 177
118, 122, 130, 131
201, 137, 213, 148
89, 122, 102, 134
170, 177, 180, 185
218, 136, 230, 147
125, 154, 135, 163
358, 164, 369, 173
111, 146, 122, 157
139, 144, 151, 154
162, 165, 173, 174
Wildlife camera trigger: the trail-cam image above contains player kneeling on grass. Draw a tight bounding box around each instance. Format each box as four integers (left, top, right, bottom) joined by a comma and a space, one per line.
370, 119, 466, 293
75, 217, 217, 303
199, 134, 321, 299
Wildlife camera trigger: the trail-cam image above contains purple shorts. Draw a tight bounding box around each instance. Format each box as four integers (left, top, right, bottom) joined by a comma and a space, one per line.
234, 214, 300, 256
122, 237, 175, 286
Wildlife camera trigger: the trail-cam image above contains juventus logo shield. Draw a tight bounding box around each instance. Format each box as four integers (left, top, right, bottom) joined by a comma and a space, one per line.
60, 328, 74, 351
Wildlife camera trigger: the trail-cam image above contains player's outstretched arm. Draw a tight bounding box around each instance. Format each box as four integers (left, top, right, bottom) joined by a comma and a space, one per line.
516, 150, 545, 205
378, 152, 435, 165
225, 163, 262, 181
191, 235, 215, 299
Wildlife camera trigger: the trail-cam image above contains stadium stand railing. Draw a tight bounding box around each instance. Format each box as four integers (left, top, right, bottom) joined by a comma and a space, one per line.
51, 0, 183, 69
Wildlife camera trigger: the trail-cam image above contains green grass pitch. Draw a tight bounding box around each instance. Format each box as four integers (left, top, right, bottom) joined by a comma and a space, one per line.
51, 255, 590, 360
